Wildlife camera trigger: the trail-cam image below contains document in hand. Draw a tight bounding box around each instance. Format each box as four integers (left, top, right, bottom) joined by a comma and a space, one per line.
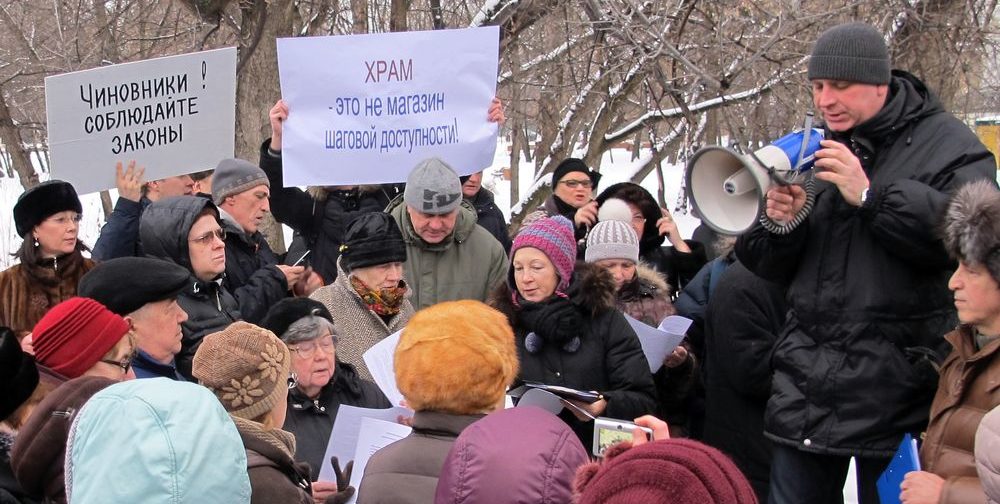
624, 314, 691, 373
362, 329, 405, 407
512, 388, 565, 415
876, 433, 921, 504
522, 382, 602, 404
318, 404, 413, 481
346, 418, 412, 504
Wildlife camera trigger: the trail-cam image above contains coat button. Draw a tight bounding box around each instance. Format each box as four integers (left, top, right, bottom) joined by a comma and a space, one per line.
555, 372, 561, 377
803, 439, 812, 447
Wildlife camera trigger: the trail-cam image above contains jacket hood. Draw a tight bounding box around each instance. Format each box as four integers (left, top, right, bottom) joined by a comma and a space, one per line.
846, 70, 943, 145
492, 261, 617, 327
435, 407, 589, 504
140, 196, 219, 270
65, 378, 251, 503
595, 182, 666, 252
634, 262, 669, 293
387, 195, 479, 251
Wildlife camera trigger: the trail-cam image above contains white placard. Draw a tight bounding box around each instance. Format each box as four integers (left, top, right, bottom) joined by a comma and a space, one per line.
625, 314, 690, 373
45, 48, 237, 195
276, 27, 500, 186
362, 330, 404, 408
318, 405, 412, 482
348, 418, 412, 504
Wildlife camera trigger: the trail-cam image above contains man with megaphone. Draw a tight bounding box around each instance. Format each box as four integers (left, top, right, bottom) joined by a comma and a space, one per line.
730, 22, 997, 504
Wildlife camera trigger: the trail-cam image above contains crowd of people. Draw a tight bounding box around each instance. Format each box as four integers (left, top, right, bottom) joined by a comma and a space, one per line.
1, 20, 1000, 504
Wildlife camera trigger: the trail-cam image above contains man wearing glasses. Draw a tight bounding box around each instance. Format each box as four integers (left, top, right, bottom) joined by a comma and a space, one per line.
79, 256, 194, 381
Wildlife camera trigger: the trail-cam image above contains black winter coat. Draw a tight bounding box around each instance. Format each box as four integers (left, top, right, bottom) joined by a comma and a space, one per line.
702, 260, 785, 501
139, 196, 242, 380
283, 361, 390, 480
219, 216, 288, 324
736, 70, 998, 456
91, 196, 151, 260
491, 262, 658, 446
258, 140, 398, 284
467, 189, 511, 253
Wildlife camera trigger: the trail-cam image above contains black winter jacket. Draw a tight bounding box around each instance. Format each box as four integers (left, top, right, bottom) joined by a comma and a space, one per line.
91, 196, 151, 260
218, 215, 288, 324
702, 260, 785, 501
467, 189, 511, 253
736, 70, 997, 456
139, 196, 242, 380
283, 361, 390, 480
491, 262, 658, 446
258, 140, 397, 284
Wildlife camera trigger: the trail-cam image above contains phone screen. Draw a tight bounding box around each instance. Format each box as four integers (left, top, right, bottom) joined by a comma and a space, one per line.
596, 427, 633, 456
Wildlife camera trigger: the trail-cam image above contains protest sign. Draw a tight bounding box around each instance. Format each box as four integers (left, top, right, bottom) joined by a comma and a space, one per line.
45, 47, 237, 195
276, 26, 500, 186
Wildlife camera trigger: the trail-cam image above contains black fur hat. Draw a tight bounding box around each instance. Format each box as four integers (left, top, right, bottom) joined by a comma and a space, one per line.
13, 180, 83, 237
943, 180, 1000, 282
260, 298, 333, 341
340, 212, 407, 272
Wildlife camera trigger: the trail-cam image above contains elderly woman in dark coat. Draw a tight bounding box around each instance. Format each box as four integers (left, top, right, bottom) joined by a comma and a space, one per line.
491, 215, 657, 446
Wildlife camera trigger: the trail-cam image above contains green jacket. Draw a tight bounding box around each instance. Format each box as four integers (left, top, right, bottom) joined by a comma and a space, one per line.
388, 196, 508, 309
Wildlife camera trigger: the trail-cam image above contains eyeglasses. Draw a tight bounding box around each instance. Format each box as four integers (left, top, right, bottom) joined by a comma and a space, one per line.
288, 335, 337, 359
287, 372, 299, 390
559, 179, 593, 189
46, 213, 83, 226
100, 351, 134, 374
189, 228, 226, 246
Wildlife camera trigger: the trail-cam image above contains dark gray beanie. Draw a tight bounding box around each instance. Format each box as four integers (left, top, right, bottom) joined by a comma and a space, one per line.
808, 22, 891, 85
211, 158, 269, 204
403, 158, 462, 215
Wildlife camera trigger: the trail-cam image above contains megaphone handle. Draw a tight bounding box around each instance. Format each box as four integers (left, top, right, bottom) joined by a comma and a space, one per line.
760, 178, 816, 235
794, 113, 815, 171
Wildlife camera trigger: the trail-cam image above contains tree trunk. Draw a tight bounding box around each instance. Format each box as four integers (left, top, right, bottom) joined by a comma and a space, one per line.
350, 0, 368, 34
0, 87, 38, 191
235, 0, 295, 253
430, 0, 445, 29
509, 120, 522, 207
389, 0, 409, 32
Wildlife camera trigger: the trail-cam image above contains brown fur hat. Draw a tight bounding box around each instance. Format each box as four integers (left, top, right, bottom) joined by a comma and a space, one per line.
943, 180, 1000, 282
395, 300, 518, 415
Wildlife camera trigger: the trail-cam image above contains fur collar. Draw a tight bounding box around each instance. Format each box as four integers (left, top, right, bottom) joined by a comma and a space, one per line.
491, 261, 617, 329
635, 262, 668, 292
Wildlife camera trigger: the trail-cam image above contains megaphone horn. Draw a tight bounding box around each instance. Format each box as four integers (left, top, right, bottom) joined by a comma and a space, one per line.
685, 122, 824, 235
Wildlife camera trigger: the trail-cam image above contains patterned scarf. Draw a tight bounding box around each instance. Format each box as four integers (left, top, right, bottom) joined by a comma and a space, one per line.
350, 275, 408, 316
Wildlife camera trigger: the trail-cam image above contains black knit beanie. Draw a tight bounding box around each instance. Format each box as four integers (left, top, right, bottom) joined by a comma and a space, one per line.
553, 158, 602, 189
340, 212, 407, 272
808, 22, 891, 85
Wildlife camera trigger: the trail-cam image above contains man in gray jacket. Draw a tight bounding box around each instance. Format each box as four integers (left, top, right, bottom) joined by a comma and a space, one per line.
387, 158, 508, 309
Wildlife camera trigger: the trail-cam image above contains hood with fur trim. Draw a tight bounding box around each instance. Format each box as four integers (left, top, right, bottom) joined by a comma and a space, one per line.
490, 261, 617, 329
943, 180, 1000, 282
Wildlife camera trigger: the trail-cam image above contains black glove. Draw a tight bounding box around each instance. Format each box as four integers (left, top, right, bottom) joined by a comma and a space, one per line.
324, 457, 355, 504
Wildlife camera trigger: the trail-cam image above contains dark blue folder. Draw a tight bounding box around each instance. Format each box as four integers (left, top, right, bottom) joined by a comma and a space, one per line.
877, 433, 921, 504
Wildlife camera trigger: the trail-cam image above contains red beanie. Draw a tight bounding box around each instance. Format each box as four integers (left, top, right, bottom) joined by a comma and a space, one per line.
32, 297, 130, 379
573, 439, 758, 504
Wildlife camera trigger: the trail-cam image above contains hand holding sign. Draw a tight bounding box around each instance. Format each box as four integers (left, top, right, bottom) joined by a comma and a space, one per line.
269, 99, 288, 151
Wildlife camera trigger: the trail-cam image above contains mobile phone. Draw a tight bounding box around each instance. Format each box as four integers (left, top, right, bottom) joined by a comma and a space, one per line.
291, 250, 311, 267
592, 417, 653, 457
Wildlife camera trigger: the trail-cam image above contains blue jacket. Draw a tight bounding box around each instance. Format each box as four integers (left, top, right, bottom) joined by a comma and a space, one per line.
66, 378, 251, 503
131, 349, 186, 381
91, 197, 151, 260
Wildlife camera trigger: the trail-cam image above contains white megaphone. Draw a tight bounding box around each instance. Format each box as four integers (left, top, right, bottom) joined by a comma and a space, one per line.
685, 124, 824, 235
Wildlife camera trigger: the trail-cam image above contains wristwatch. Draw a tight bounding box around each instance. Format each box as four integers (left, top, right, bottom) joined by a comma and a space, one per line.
859, 186, 871, 206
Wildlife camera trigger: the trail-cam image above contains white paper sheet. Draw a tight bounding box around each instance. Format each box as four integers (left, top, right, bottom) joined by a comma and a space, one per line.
317, 405, 412, 481
362, 330, 404, 408
625, 314, 689, 373
346, 418, 412, 504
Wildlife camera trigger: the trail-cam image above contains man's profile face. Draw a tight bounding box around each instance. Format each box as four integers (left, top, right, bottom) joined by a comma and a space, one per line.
406, 206, 458, 244
949, 260, 1000, 332
811, 79, 888, 132
222, 184, 270, 233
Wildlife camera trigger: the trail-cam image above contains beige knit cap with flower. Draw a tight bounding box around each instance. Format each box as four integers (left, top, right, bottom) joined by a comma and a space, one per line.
192, 321, 291, 421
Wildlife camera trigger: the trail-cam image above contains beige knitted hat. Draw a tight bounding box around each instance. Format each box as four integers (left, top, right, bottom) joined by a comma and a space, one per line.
192, 322, 291, 421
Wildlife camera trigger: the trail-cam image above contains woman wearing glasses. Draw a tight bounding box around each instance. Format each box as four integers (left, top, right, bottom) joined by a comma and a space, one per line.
0, 180, 96, 340
261, 298, 389, 486
30, 297, 135, 382
193, 321, 315, 504
519, 158, 603, 245
139, 196, 241, 380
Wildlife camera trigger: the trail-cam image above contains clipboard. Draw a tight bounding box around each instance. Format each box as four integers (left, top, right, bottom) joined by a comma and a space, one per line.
876, 433, 921, 504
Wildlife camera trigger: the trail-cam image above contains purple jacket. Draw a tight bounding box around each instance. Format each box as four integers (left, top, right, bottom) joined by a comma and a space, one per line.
434, 407, 589, 504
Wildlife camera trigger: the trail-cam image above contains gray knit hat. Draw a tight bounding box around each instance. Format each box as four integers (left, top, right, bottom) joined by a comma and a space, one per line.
192, 321, 290, 421
943, 180, 1000, 283
808, 22, 891, 85
211, 158, 269, 205
586, 220, 639, 263
403, 158, 462, 215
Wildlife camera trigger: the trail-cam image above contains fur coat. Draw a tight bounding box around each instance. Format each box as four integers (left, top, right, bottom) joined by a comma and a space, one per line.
0, 251, 95, 338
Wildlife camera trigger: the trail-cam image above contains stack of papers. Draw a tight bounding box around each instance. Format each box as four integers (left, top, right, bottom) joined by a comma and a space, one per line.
362, 329, 405, 407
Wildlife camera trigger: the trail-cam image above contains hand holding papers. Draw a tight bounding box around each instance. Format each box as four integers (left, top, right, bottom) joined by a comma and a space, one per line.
624, 314, 691, 373
319, 405, 412, 481
362, 330, 404, 407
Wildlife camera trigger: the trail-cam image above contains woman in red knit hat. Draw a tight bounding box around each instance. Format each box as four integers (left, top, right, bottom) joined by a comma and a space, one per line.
31, 297, 135, 382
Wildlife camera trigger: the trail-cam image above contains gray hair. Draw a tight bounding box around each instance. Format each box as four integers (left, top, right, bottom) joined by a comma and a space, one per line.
281, 316, 338, 346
